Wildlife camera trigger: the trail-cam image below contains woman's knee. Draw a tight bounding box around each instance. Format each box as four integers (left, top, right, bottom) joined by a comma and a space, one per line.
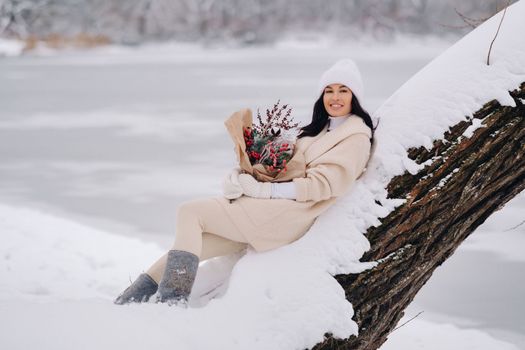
176, 198, 220, 224
176, 199, 205, 221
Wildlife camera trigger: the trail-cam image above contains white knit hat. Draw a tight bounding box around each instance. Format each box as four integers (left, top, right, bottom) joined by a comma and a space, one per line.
317, 58, 364, 102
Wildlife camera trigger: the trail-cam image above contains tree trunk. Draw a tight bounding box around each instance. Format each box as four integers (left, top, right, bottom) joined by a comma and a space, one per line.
312, 81, 525, 350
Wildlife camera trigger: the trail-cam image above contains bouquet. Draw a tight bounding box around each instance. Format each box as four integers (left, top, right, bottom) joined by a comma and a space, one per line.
224, 101, 306, 183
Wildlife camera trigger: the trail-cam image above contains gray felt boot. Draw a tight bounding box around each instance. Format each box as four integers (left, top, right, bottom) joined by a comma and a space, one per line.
156, 249, 199, 306
114, 273, 158, 305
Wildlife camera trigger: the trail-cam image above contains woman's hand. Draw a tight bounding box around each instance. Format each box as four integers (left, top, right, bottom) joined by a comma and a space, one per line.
222, 167, 244, 200
238, 173, 272, 199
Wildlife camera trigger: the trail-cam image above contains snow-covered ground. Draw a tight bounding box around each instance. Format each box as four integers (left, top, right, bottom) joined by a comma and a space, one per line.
0, 196, 523, 349
1, 1, 524, 348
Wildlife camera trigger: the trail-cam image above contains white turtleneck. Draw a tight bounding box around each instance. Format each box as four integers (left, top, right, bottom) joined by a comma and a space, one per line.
327, 113, 351, 131
271, 113, 352, 200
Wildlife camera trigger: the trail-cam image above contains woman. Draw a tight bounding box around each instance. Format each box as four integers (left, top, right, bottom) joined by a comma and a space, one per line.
114, 58, 376, 306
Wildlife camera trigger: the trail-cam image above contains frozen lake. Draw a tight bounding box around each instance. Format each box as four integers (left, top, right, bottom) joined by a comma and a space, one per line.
0, 41, 443, 242
1, 39, 524, 348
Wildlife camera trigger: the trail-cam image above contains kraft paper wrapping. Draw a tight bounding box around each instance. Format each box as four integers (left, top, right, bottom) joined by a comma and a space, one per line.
224, 108, 306, 182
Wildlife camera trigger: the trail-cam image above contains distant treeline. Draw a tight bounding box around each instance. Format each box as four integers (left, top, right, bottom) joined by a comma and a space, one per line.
0, 0, 516, 45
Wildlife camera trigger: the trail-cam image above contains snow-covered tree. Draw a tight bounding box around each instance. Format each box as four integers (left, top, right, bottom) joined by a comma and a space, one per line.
311, 3, 525, 348
313, 81, 525, 349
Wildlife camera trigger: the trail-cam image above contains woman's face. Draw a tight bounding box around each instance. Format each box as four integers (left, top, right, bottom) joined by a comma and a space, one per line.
323, 83, 353, 117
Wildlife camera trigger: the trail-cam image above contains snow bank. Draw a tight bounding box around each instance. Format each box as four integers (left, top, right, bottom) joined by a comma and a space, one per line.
0, 201, 372, 349
0, 38, 24, 57
380, 318, 520, 350
0, 203, 163, 301
1, 1, 525, 349
1, 201, 521, 350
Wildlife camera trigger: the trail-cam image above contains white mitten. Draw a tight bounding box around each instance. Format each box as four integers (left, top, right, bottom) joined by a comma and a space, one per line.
238, 173, 272, 199
222, 167, 243, 200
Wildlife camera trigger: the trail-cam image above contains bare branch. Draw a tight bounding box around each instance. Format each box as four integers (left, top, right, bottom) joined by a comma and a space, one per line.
487, 0, 510, 65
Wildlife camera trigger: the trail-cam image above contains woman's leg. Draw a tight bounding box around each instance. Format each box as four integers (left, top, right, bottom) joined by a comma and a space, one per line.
146, 253, 168, 284
157, 198, 250, 304
170, 197, 249, 258
201, 232, 248, 261
146, 233, 248, 284
116, 197, 249, 304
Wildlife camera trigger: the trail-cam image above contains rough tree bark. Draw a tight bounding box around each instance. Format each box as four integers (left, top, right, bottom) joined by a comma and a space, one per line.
311, 81, 525, 350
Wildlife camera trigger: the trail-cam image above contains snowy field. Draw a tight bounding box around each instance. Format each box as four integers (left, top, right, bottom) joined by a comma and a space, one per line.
1, 6, 525, 349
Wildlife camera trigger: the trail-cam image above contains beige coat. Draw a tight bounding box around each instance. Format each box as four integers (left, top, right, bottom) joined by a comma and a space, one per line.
215, 115, 372, 252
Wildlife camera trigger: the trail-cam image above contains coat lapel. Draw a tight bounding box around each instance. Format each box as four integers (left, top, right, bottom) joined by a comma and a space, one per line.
303, 115, 372, 164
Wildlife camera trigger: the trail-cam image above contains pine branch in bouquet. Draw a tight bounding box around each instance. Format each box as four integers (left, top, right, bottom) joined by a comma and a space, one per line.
243, 100, 301, 174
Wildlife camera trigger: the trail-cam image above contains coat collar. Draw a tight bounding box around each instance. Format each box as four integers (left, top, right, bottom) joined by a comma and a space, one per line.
302, 115, 372, 163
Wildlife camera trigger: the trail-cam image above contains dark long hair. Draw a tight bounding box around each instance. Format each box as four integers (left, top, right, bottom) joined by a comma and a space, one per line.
297, 93, 377, 145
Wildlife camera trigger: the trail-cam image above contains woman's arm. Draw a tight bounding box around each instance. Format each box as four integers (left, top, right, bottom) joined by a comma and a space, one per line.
293, 133, 371, 202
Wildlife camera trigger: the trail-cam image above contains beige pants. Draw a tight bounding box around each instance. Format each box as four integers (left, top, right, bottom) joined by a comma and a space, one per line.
146, 198, 250, 283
